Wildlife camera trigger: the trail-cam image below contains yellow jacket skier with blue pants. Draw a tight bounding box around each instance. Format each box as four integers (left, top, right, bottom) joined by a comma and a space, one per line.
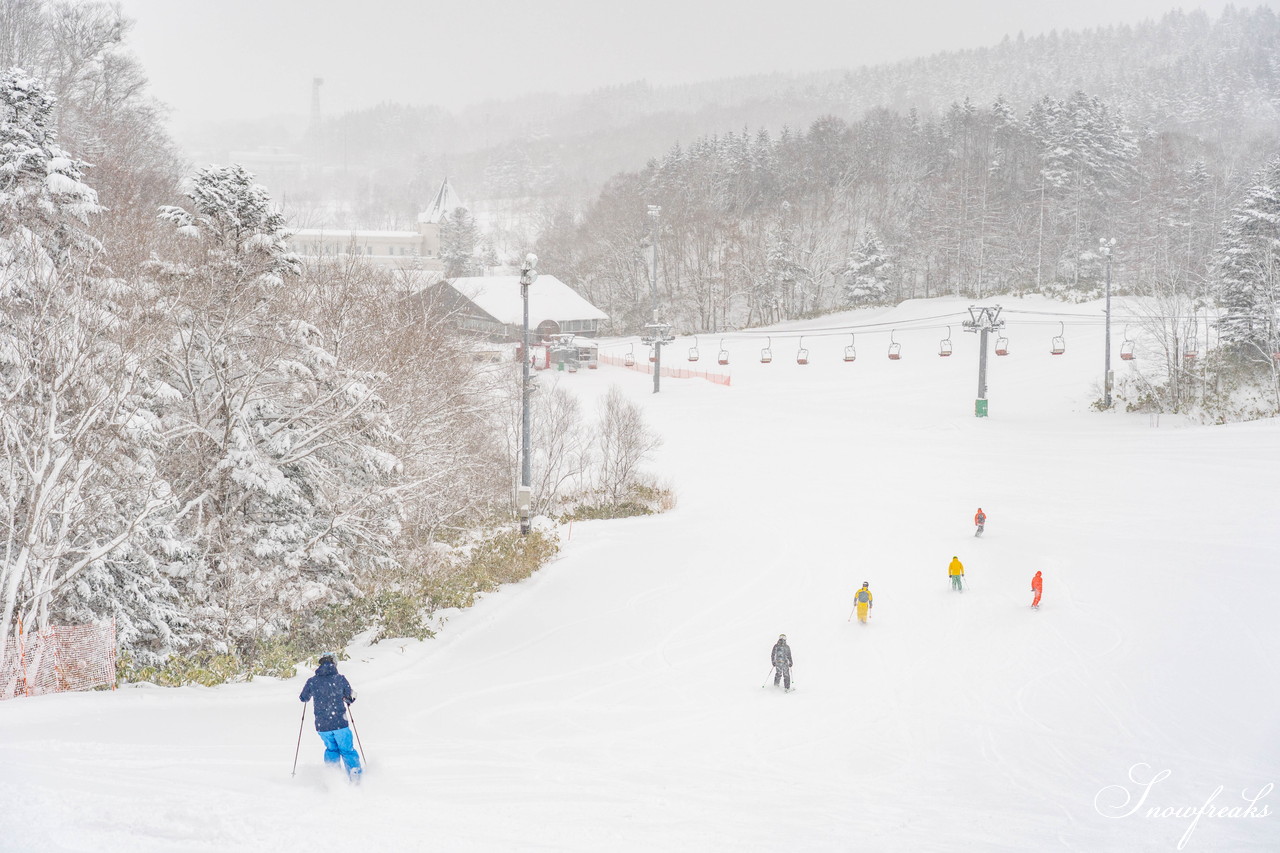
854, 582, 873, 623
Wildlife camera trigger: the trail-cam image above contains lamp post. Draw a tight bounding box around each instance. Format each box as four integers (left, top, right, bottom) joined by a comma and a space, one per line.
518, 252, 538, 535
647, 204, 662, 393
1100, 238, 1115, 409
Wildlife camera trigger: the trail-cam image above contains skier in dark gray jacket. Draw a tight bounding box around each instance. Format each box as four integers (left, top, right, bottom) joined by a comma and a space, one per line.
771, 635, 793, 690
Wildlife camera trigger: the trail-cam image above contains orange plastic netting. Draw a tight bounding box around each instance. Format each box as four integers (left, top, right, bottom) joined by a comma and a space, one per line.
0, 620, 116, 700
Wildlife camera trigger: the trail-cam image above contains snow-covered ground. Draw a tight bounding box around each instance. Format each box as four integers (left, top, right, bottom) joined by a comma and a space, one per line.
2, 297, 1277, 852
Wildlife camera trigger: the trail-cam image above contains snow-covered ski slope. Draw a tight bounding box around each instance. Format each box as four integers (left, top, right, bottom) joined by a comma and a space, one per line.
2, 297, 1277, 852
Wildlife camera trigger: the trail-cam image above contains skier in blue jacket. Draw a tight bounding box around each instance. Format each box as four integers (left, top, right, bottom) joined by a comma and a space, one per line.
299, 654, 362, 779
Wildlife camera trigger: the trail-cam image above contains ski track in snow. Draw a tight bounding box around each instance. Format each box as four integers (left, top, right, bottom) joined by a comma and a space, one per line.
1, 297, 1278, 852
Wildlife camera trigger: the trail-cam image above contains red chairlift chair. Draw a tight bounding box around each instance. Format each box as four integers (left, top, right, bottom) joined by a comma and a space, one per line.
1120, 327, 1136, 361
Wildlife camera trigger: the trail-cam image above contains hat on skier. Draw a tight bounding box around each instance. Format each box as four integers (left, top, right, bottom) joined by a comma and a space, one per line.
862, 582, 869, 587
318, 653, 336, 665
778, 634, 786, 641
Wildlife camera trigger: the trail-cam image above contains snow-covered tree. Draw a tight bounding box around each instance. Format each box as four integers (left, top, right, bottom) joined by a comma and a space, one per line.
0, 69, 173, 674
595, 385, 662, 504
843, 231, 893, 306
149, 164, 402, 653
1216, 158, 1280, 355
439, 206, 482, 278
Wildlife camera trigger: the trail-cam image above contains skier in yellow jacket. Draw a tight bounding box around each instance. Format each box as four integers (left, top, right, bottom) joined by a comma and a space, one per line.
854, 582, 874, 623
948, 556, 965, 592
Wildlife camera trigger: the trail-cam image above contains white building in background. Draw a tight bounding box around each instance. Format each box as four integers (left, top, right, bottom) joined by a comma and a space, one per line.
437, 274, 609, 341
288, 177, 465, 270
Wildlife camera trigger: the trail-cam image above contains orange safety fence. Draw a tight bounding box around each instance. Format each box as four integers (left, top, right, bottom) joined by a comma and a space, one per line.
0, 619, 116, 700
598, 352, 731, 386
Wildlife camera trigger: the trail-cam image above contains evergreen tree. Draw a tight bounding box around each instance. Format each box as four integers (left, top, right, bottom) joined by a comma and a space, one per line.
150, 164, 401, 653
1216, 158, 1280, 355
843, 231, 893, 306
439, 206, 481, 278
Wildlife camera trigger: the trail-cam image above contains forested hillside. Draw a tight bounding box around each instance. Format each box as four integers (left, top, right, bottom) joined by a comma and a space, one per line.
523, 6, 1280, 418
270, 7, 1279, 226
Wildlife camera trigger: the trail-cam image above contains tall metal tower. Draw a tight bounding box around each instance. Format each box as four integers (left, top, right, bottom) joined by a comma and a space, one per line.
963, 305, 1004, 417
310, 77, 324, 135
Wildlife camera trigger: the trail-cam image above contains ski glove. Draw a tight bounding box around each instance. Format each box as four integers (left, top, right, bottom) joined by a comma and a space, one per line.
346, 692, 357, 705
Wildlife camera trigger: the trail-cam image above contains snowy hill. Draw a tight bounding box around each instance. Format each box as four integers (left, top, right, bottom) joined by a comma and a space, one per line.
1, 298, 1276, 852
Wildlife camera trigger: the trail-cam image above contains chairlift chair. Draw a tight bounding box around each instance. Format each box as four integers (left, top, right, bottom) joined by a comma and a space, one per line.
939, 326, 953, 357
760, 336, 773, 364
994, 334, 1009, 356
717, 339, 730, 366
1120, 326, 1136, 361
688, 336, 700, 363
844, 333, 856, 362
624, 343, 636, 368
888, 330, 902, 360
1050, 321, 1066, 356
796, 336, 809, 365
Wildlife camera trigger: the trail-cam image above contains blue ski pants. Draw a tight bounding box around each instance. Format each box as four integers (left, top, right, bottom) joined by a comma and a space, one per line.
318, 725, 362, 776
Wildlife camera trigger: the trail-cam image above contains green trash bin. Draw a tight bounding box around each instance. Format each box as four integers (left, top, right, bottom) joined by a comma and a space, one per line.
975, 398, 989, 418
557, 360, 565, 371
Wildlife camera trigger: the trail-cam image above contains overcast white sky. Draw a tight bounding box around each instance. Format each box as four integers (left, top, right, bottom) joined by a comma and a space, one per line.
116, 0, 1263, 132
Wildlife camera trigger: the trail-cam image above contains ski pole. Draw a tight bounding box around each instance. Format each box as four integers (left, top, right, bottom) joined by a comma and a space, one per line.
847, 605, 856, 622
291, 702, 306, 777
761, 667, 775, 688
347, 702, 367, 765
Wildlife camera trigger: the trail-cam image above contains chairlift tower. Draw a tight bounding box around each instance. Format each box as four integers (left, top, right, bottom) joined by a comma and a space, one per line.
1100, 238, 1116, 409
641, 321, 675, 384
962, 305, 1004, 418
646, 204, 668, 393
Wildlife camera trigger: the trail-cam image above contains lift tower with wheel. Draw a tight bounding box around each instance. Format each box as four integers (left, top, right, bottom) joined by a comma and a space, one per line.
963, 305, 1004, 418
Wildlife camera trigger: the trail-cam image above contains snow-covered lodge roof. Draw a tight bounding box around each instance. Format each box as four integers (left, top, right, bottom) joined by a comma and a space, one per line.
418, 177, 465, 225
444, 275, 608, 327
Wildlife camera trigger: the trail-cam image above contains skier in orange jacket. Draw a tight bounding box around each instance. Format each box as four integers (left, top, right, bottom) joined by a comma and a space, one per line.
974, 508, 986, 537
1031, 571, 1043, 609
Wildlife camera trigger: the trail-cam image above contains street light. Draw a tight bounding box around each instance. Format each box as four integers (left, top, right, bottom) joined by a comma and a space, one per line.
1100, 238, 1116, 409
518, 252, 538, 534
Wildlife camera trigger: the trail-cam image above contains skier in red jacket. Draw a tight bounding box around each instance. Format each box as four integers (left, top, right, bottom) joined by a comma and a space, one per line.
974, 508, 987, 537
1031, 571, 1043, 609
